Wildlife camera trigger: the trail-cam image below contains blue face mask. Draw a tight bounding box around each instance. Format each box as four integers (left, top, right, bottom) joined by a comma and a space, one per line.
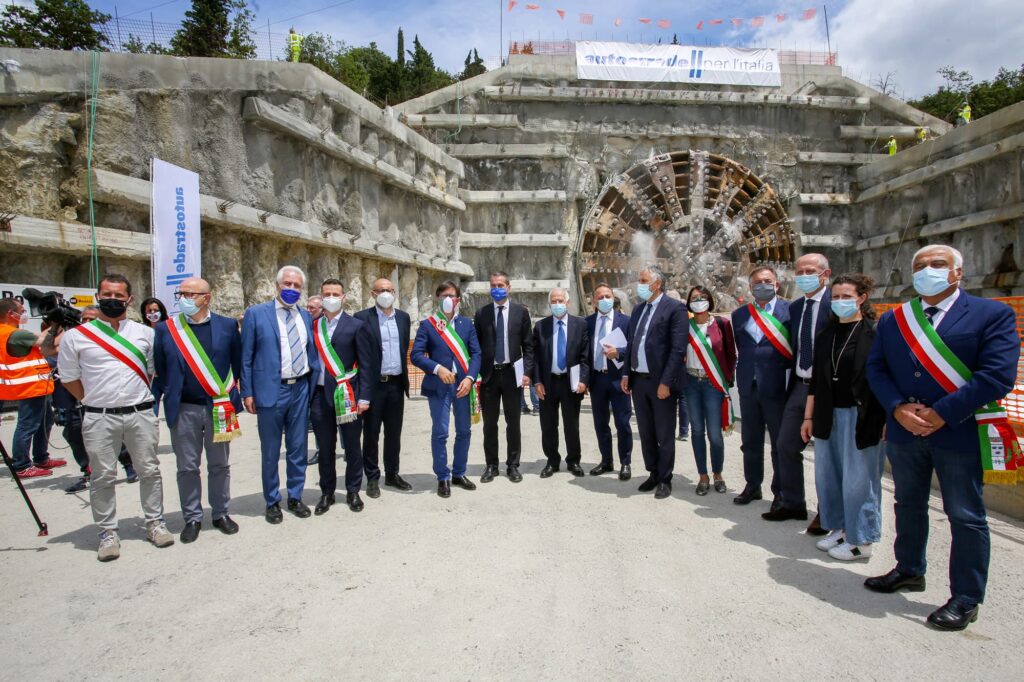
550, 303, 567, 318
831, 299, 859, 319
490, 287, 508, 303
596, 298, 614, 314
178, 297, 200, 317
637, 283, 652, 301
279, 288, 301, 306
795, 274, 822, 294
913, 267, 952, 297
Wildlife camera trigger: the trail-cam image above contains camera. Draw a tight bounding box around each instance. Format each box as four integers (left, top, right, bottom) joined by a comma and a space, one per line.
21, 288, 82, 330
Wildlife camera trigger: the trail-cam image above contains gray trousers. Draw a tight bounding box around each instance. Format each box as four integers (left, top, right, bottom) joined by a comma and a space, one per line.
776, 382, 811, 510
81, 410, 163, 533
170, 402, 231, 522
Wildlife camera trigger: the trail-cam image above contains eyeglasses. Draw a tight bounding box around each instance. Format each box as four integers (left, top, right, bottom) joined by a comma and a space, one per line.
173, 291, 210, 301
373, 289, 396, 295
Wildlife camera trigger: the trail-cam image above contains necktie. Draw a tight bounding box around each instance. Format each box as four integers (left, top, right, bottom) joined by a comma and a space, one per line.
798, 300, 815, 371
924, 306, 940, 325
631, 304, 652, 370
556, 320, 566, 372
495, 305, 506, 364
284, 308, 305, 376
595, 315, 607, 371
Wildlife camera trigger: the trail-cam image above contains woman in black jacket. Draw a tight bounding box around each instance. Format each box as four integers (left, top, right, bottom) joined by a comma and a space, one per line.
800, 273, 886, 561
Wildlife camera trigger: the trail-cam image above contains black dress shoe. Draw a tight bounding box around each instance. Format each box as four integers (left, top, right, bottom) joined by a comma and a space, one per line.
452, 476, 477, 490
287, 498, 311, 518
927, 598, 979, 631
637, 475, 658, 492
590, 462, 613, 476
733, 486, 763, 505
212, 515, 239, 534
619, 464, 631, 481
654, 482, 672, 499
762, 506, 809, 521
385, 474, 413, 491
769, 497, 782, 512
540, 464, 559, 478
806, 512, 828, 536
346, 491, 364, 512
437, 480, 451, 498
567, 463, 585, 477
314, 494, 335, 515
366, 479, 381, 499
864, 568, 926, 594
507, 465, 523, 483
180, 520, 201, 543
481, 465, 498, 483
265, 503, 283, 524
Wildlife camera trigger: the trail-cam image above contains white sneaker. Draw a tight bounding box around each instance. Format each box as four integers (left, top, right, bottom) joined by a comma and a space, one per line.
146, 521, 175, 548
816, 529, 845, 552
97, 530, 121, 562
828, 541, 872, 561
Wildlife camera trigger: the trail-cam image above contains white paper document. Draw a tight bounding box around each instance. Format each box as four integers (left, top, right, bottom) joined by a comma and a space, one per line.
514, 358, 525, 387
599, 327, 627, 369
570, 364, 582, 390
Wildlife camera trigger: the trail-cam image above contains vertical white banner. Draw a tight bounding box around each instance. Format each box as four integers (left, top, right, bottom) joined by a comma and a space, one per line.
151, 158, 201, 315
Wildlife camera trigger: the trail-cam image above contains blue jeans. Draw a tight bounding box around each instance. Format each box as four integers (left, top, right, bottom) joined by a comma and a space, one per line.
8, 395, 53, 471
887, 438, 989, 605
677, 393, 689, 437
428, 385, 471, 481
814, 407, 885, 546
684, 377, 725, 475
256, 379, 310, 507
520, 385, 540, 411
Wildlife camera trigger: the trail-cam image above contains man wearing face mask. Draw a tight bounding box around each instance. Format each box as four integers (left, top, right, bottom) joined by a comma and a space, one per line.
532, 288, 590, 478
241, 265, 321, 524
865, 244, 1020, 631
153, 277, 243, 543
621, 266, 688, 499
586, 284, 633, 479
730, 266, 793, 508
764, 253, 832, 524
474, 271, 534, 483
306, 296, 323, 321
57, 274, 173, 561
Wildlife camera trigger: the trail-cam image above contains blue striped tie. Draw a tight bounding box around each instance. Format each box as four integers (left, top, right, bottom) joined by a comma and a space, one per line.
284, 308, 305, 376
595, 316, 607, 371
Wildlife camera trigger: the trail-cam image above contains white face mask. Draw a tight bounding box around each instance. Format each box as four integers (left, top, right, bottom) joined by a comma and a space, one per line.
321, 296, 343, 313
689, 300, 710, 314
146, 311, 162, 323
376, 292, 396, 309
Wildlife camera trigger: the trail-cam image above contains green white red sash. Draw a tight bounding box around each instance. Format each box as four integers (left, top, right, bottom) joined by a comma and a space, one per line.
166, 315, 241, 442
748, 303, 793, 360
77, 320, 150, 387
689, 318, 734, 430
431, 310, 481, 422
893, 297, 1023, 484
313, 316, 359, 424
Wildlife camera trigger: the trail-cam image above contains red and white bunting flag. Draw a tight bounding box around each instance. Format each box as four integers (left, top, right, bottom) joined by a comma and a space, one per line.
731, 18, 742, 27
638, 18, 652, 25
696, 20, 704, 30
579, 12, 593, 24
657, 19, 670, 29
507, 0, 517, 12
556, 8, 565, 19
750, 16, 764, 28
776, 13, 787, 22
525, 3, 539, 9
709, 18, 724, 26
614, 17, 622, 27
801, 8, 817, 20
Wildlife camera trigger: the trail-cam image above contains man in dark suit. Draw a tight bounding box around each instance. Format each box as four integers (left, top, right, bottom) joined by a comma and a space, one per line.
154, 277, 242, 543
241, 265, 321, 524
586, 284, 633, 480
866, 244, 1020, 631
765, 253, 832, 522
730, 266, 792, 508
354, 277, 412, 497
309, 278, 374, 515
620, 266, 687, 499
532, 287, 590, 478
474, 271, 534, 483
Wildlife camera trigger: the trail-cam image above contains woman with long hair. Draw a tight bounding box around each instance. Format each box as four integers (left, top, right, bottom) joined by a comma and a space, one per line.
140, 297, 169, 327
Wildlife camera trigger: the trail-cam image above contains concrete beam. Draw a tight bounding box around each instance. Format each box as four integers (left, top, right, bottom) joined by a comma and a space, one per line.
459, 233, 571, 247
0, 215, 150, 259
406, 114, 519, 129
796, 193, 851, 205
797, 152, 887, 166
458, 189, 568, 204
464, 279, 568, 294
242, 97, 466, 212
839, 125, 929, 140
799, 233, 854, 247
522, 119, 746, 140
856, 202, 1024, 251
445, 143, 569, 159
482, 85, 871, 110
88, 169, 474, 277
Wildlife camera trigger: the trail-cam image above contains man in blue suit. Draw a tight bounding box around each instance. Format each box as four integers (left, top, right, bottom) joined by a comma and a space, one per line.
866, 244, 1020, 631
154, 277, 242, 543
620, 266, 687, 499
586, 284, 633, 480
411, 281, 482, 498
241, 265, 321, 524
765, 253, 832, 522
730, 265, 792, 507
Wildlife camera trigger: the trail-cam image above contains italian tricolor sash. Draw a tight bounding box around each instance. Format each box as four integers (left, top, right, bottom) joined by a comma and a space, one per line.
77, 320, 150, 387
748, 304, 793, 360
893, 298, 1023, 484
166, 315, 241, 442
689, 318, 734, 430
313, 316, 359, 425
431, 311, 481, 423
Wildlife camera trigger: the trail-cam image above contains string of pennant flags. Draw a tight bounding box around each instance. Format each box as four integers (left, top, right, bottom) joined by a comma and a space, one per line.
507, 2, 819, 30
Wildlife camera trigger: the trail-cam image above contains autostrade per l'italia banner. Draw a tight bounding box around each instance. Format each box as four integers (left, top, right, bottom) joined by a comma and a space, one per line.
150, 158, 201, 317
576, 41, 782, 87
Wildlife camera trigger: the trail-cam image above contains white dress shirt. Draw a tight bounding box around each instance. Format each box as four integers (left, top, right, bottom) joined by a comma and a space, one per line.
493, 301, 511, 364
593, 311, 614, 369
635, 293, 663, 373
376, 306, 402, 376
927, 287, 960, 329
276, 299, 309, 379
57, 319, 154, 408
795, 286, 826, 379
551, 316, 568, 374
745, 296, 777, 344
686, 320, 711, 371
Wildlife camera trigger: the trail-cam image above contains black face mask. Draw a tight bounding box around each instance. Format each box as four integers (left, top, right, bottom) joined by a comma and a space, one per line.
97, 298, 128, 318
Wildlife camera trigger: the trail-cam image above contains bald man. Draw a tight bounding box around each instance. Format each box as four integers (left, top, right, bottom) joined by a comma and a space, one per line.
154, 277, 243, 543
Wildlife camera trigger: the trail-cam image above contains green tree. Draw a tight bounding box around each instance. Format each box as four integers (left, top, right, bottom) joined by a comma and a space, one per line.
396, 27, 405, 66
349, 42, 401, 104
459, 48, 486, 80
912, 64, 1024, 123
226, 0, 257, 59
405, 34, 453, 98
294, 32, 369, 94
0, 0, 110, 50
169, 0, 255, 59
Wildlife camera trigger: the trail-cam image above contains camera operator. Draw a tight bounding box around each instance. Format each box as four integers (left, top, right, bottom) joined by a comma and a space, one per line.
0, 298, 66, 478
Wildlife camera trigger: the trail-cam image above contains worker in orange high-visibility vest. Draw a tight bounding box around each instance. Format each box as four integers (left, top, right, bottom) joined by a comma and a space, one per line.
0, 297, 65, 478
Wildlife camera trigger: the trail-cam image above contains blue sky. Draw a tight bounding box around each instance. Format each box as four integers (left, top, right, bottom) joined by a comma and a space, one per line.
65, 1, 1024, 97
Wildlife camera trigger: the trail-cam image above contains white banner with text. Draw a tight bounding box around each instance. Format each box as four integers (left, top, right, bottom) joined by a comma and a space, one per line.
576, 42, 782, 87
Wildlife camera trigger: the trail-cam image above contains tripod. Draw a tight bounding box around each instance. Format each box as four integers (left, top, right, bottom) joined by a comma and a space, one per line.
0, 438, 49, 537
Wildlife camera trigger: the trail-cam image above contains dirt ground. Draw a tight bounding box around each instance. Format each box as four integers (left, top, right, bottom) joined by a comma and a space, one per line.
2, 397, 1022, 680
